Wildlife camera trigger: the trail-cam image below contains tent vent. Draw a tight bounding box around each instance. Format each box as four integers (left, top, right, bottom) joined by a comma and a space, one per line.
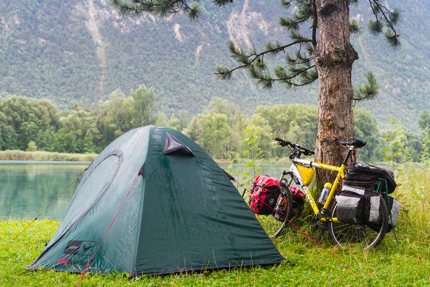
163, 133, 194, 156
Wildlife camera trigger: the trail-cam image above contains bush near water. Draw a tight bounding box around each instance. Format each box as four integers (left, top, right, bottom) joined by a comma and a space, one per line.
0, 164, 429, 286
0, 150, 96, 162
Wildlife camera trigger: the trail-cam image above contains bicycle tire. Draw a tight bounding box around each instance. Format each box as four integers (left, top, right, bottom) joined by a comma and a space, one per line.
327, 195, 389, 249
270, 184, 294, 238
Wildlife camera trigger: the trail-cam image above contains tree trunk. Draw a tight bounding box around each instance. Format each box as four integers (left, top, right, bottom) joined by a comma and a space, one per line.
313, 0, 358, 186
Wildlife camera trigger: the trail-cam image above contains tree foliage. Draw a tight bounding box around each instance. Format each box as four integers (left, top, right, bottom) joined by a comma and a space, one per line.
383, 121, 422, 163
1, 93, 426, 163
96, 85, 156, 147
255, 104, 317, 153
182, 99, 393, 162
0, 85, 156, 153
418, 111, 430, 130
54, 106, 101, 153
184, 112, 231, 159
354, 108, 383, 160
353, 72, 379, 103
418, 111, 430, 161
0, 96, 60, 151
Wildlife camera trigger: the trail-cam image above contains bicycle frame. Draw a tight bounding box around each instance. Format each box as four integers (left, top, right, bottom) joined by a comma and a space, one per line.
282, 147, 354, 222
271, 139, 389, 248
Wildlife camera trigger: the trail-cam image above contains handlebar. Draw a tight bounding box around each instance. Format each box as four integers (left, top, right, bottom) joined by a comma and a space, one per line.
274, 137, 315, 158
275, 137, 366, 160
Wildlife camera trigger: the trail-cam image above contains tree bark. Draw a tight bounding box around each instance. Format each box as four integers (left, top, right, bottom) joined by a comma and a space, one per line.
313, 0, 358, 186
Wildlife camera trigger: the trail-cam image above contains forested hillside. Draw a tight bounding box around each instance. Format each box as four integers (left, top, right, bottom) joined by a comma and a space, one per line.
0, 0, 429, 131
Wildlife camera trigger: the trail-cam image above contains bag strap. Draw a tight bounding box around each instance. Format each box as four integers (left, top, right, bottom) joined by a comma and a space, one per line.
376, 180, 382, 193
384, 179, 391, 210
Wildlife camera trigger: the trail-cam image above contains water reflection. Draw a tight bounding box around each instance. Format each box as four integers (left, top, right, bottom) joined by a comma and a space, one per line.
0, 161, 88, 220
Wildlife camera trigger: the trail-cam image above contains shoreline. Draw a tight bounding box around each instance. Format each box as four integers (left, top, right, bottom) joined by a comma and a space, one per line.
0, 150, 238, 164
0, 150, 97, 162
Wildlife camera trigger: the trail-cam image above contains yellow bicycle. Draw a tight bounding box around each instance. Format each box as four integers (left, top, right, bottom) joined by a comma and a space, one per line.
268, 138, 389, 249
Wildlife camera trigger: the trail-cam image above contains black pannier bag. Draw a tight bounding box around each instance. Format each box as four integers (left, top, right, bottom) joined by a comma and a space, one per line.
346, 162, 400, 232
367, 193, 383, 224
385, 195, 401, 228
338, 185, 401, 232
335, 185, 386, 225
367, 194, 401, 232
345, 162, 396, 193
335, 185, 367, 224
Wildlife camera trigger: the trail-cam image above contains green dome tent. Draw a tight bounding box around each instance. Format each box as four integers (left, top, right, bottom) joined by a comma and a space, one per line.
29, 126, 283, 276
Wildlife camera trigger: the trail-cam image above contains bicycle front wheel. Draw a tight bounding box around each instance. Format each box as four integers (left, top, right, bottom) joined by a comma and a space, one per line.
327, 195, 389, 249
267, 184, 293, 238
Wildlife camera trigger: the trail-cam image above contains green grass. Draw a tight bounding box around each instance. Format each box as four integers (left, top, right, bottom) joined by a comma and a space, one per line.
0, 150, 96, 162
1, 165, 429, 286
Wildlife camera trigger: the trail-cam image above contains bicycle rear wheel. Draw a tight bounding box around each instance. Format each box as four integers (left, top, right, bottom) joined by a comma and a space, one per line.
266, 184, 293, 238
328, 195, 389, 249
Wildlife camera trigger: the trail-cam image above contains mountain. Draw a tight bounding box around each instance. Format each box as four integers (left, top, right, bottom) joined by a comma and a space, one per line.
0, 0, 429, 131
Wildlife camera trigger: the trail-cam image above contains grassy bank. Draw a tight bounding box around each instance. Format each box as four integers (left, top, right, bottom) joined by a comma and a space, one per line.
0, 150, 96, 162
1, 165, 429, 286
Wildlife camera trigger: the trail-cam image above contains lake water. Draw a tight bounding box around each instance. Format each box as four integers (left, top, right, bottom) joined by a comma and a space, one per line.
0, 161, 89, 220
0, 161, 288, 220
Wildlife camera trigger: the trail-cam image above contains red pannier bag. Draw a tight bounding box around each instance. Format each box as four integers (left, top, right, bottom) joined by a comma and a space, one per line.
250, 175, 281, 215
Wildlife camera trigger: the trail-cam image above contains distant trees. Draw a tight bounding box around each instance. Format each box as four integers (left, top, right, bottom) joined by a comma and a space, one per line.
0, 96, 60, 150
0, 116, 16, 150
354, 109, 383, 161
255, 104, 318, 153
54, 105, 100, 153
183, 98, 391, 162
418, 111, 430, 161
186, 112, 230, 159
382, 122, 422, 163
0, 85, 156, 153
0, 92, 427, 163
241, 114, 273, 160
96, 86, 156, 147
183, 98, 243, 159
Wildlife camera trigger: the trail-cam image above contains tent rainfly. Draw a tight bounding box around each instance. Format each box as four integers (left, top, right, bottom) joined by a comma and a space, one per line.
29, 126, 283, 276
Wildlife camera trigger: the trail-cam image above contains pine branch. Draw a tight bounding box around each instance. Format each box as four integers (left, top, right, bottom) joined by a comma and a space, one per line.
256, 65, 317, 89
350, 19, 361, 34
368, 0, 400, 46
374, 1, 399, 33
112, 0, 200, 18
353, 72, 379, 103
276, 64, 316, 81
215, 39, 313, 79
286, 52, 314, 66
280, 0, 293, 8
213, 0, 234, 6
368, 19, 383, 34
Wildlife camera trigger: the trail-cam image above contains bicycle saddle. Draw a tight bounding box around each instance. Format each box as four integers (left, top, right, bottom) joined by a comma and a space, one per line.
339, 139, 366, 148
